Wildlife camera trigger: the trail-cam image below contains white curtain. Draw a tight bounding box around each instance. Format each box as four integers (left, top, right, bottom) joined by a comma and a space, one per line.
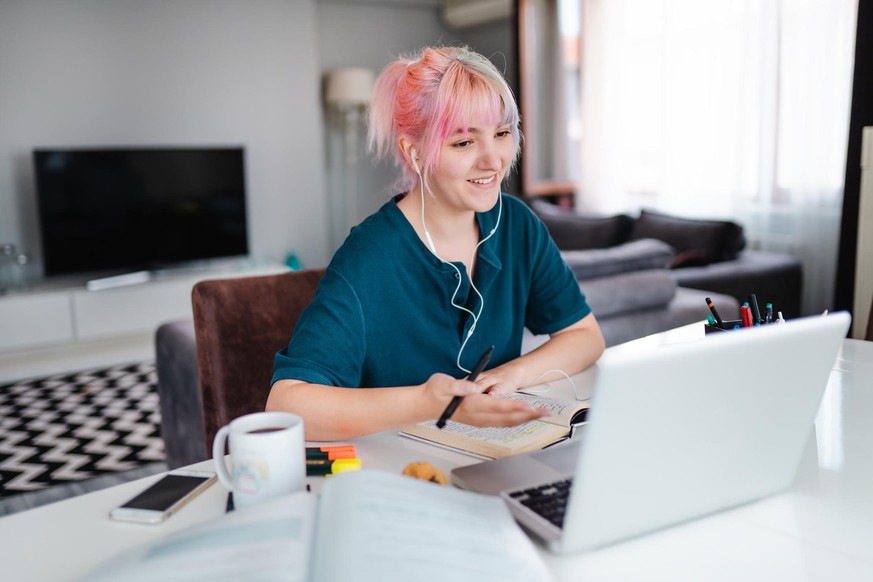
577, 0, 858, 314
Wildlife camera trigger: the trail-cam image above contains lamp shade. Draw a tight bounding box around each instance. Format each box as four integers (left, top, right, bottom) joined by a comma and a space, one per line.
325, 67, 375, 107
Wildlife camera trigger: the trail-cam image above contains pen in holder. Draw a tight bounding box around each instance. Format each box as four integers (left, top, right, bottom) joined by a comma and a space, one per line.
704, 294, 786, 334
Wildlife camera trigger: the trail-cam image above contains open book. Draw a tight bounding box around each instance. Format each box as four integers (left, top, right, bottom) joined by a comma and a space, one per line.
400, 390, 590, 459
84, 470, 551, 582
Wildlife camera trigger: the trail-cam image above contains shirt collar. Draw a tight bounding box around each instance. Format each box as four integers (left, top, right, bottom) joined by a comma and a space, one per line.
385, 192, 503, 273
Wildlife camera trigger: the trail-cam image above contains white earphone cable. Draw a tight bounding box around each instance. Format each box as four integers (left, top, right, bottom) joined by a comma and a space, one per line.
415, 159, 502, 373
523, 368, 585, 400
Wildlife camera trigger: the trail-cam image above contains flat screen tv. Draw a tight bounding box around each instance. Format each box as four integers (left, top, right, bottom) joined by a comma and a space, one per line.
33, 146, 249, 277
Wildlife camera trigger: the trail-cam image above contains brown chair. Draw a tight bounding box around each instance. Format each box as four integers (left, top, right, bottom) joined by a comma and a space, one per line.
192, 268, 324, 457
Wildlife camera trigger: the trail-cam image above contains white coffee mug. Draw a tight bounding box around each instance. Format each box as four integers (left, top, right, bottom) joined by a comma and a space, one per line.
212, 411, 305, 509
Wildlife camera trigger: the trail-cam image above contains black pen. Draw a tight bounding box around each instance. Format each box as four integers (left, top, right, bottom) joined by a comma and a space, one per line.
436, 345, 494, 429
705, 297, 725, 329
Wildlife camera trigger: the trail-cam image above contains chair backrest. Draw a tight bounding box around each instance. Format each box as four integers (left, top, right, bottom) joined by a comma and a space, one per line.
191, 268, 324, 456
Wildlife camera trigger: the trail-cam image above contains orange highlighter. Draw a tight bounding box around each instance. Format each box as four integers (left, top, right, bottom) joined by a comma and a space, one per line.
306, 445, 356, 461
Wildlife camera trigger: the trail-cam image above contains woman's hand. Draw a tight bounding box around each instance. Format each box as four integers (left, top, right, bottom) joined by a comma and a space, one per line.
469, 313, 606, 398
453, 393, 549, 427
421, 372, 481, 403
421, 372, 548, 428
469, 366, 527, 395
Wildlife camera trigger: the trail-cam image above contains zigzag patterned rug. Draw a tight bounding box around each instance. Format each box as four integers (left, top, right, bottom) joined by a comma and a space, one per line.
0, 362, 165, 497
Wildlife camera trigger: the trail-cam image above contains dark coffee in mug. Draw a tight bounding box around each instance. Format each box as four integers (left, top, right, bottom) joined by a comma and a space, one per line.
247, 427, 285, 434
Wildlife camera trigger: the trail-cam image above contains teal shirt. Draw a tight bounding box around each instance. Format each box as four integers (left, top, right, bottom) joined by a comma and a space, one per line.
272, 194, 590, 388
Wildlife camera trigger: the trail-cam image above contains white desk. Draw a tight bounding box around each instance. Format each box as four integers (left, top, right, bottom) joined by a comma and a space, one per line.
1, 334, 872, 581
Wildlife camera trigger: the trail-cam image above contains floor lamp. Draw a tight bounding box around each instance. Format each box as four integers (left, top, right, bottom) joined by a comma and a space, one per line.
324, 67, 375, 254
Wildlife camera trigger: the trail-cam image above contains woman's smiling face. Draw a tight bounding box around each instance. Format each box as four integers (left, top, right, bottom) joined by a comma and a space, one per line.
425, 119, 514, 214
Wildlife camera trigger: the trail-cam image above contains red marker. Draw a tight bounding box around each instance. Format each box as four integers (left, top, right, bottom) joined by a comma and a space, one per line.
741, 305, 753, 328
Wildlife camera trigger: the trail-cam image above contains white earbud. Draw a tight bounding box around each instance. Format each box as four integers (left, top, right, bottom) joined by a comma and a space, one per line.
411, 148, 419, 173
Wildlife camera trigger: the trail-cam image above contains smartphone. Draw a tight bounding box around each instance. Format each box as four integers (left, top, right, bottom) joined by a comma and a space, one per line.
110, 470, 217, 524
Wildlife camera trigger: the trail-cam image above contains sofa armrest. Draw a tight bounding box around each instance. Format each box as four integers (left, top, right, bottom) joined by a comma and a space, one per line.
562, 239, 674, 280
155, 319, 207, 469
671, 250, 803, 317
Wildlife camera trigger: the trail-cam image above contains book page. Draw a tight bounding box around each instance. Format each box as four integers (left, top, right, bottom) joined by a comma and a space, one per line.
83, 492, 317, 582
399, 390, 589, 457
311, 470, 551, 582
400, 417, 568, 458
503, 392, 589, 426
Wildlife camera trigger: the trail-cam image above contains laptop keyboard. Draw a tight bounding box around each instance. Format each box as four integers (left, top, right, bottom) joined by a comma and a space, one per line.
508, 478, 573, 529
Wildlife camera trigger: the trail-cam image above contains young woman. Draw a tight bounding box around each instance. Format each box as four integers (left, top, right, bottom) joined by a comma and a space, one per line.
267, 46, 604, 440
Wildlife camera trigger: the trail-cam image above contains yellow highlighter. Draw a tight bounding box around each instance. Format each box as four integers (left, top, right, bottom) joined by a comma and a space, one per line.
306, 458, 362, 477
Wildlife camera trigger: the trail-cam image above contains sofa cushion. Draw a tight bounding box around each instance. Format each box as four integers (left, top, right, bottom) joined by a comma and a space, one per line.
629, 209, 746, 266
530, 200, 634, 250
561, 238, 674, 280
581, 269, 678, 318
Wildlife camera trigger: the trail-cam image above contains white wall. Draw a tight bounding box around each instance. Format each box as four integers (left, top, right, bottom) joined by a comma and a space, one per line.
0, 0, 328, 272
0, 0, 514, 277
316, 0, 447, 252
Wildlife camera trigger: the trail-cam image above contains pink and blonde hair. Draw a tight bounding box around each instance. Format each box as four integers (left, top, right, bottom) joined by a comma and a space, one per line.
368, 45, 521, 193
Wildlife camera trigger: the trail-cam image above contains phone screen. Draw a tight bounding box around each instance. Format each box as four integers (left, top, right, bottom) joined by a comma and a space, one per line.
121, 474, 212, 511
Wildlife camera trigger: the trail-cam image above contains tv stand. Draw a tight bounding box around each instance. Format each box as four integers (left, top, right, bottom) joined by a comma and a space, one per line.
0, 258, 287, 382
86, 270, 151, 291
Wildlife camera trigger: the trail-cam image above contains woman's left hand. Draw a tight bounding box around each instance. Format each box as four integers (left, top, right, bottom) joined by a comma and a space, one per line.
472, 365, 527, 395
473, 313, 605, 396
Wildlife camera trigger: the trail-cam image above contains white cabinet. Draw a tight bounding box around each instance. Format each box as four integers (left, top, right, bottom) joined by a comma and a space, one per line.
0, 292, 74, 351
0, 261, 288, 381
72, 276, 203, 340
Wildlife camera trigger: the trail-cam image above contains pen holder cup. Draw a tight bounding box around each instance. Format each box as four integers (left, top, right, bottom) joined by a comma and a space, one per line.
704, 320, 744, 334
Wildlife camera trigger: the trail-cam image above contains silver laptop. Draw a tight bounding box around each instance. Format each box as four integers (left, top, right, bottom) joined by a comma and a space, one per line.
451, 312, 851, 554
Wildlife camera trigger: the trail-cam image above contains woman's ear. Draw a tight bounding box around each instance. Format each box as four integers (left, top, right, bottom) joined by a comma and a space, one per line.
398, 137, 418, 170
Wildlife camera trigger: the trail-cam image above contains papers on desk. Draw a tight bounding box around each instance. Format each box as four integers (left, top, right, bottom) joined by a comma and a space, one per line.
83, 470, 551, 582
85, 492, 316, 582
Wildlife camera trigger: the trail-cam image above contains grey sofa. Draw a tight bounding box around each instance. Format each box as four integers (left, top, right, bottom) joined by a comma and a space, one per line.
522, 236, 739, 351
156, 320, 206, 468
529, 200, 803, 318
